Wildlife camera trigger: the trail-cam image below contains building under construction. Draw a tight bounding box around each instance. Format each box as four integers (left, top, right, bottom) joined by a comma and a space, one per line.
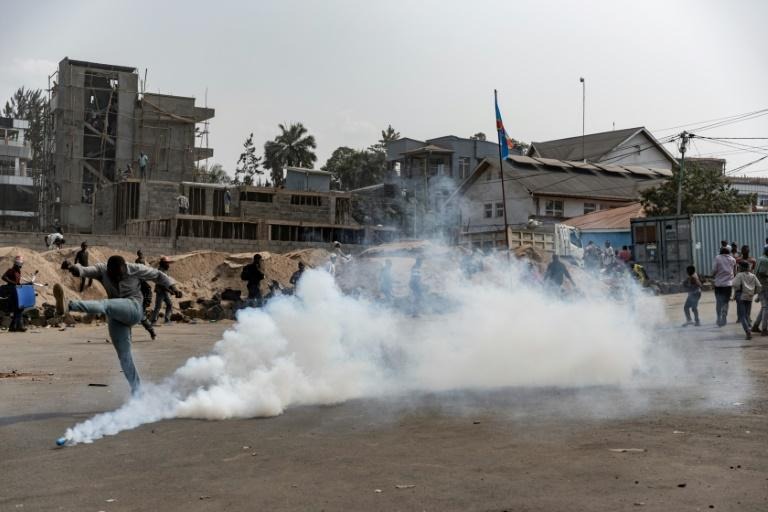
46, 58, 213, 233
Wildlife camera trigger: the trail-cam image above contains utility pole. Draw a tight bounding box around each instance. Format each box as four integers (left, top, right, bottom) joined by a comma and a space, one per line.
676, 131, 690, 215
579, 77, 586, 162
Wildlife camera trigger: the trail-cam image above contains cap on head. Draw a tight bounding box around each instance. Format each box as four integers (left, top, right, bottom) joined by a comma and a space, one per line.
14, 255, 23, 266
333, 241, 341, 247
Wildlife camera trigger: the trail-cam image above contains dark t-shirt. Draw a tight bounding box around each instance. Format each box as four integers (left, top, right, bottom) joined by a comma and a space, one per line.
545, 260, 571, 285
75, 249, 89, 266
241, 263, 264, 286
2, 267, 21, 285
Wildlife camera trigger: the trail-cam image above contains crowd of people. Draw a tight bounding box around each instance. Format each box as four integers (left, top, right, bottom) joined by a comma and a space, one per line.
698, 239, 768, 340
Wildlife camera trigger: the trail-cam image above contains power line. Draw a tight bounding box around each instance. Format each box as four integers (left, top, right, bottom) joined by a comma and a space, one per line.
654, 107, 768, 133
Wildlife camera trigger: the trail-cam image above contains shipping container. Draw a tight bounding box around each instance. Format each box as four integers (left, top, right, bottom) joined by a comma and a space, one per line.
630, 215, 691, 282
690, 213, 768, 274
631, 213, 768, 281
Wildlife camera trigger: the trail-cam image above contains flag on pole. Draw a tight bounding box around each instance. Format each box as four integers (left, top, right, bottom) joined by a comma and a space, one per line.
495, 92, 516, 159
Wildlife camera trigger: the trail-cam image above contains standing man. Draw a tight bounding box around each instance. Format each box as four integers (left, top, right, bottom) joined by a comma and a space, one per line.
583, 241, 600, 273
223, 188, 232, 215
177, 194, 189, 214
138, 151, 149, 179
712, 246, 736, 327
544, 254, 575, 291
74, 242, 92, 292
601, 241, 616, 270
241, 254, 265, 304
56, 255, 181, 394
2, 256, 26, 332
151, 256, 174, 324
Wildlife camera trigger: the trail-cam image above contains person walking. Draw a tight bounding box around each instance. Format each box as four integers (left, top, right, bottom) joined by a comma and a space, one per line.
732, 260, 762, 340
2, 256, 26, 332
134, 250, 156, 339
752, 245, 768, 335
681, 265, 702, 327
74, 242, 92, 292
56, 255, 181, 394
241, 254, 265, 304
712, 246, 736, 327
151, 256, 174, 324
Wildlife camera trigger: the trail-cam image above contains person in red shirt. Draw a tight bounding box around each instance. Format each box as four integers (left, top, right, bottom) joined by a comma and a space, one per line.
2, 256, 25, 332
618, 245, 632, 263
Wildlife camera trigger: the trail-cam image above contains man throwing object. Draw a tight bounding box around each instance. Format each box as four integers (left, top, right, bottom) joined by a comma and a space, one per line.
55, 255, 182, 394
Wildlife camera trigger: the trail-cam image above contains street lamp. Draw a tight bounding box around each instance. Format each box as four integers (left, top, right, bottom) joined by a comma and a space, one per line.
579, 77, 585, 162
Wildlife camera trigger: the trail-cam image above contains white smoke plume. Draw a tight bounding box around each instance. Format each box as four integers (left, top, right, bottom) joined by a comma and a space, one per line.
62, 256, 674, 445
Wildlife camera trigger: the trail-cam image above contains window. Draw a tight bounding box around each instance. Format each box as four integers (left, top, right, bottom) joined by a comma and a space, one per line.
495, 202, 504, 217
544, 199, 564, 217
428, 159, 444, 177
240, 191, 273, 202
484, 203, 493, 219
458, 157, 471, 179
291, 195, 322, 206
0, 156, 15, 176
583, 202, 597, 214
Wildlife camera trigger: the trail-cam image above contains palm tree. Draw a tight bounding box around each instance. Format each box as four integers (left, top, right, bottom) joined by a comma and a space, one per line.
263, 123, 317, 186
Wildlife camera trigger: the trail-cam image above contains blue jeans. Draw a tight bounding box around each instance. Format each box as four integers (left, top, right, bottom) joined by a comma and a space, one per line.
69, 298, 143, 393
737, 300, 753, 334
684, 291, 701, 323
151, 289, 173, 323
714, 286, 732, 326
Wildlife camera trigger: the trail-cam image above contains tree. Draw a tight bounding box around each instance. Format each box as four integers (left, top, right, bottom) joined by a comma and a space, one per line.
370, 124, 400, 153
323, 146, 385, 191
233, 134, 262, 185
263, 123, 317, 186
640, 163, 753, 216
196, 163, 231, 184
3, 87, 48, 173
470, 132, 486, 141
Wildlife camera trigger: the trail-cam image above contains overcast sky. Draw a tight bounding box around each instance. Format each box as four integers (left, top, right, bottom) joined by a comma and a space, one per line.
2, 0, 767, 176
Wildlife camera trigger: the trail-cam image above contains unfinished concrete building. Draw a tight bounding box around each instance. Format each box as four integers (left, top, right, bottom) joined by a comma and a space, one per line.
0, 118, 36, 230
124, 167, 397, 251
47, 58, 213, 233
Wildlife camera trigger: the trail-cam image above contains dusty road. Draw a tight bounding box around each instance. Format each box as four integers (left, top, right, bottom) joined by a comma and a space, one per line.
1, 293, 767, 511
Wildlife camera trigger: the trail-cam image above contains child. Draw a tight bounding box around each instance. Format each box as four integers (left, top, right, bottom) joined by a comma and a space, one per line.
682, 265, 702, 327
732, 260, 762, 340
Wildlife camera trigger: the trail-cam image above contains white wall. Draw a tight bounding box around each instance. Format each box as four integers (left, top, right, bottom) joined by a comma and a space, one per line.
457, 168, 534, 232
601, 133, 673, 170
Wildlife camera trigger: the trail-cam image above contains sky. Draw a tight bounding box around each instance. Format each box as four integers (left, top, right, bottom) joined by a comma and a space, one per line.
1, 0, 767, 176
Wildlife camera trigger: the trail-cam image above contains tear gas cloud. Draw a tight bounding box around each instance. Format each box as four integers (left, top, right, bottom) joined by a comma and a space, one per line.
62, 251, 718, 445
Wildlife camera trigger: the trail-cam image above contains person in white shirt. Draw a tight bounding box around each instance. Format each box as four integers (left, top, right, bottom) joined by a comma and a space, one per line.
712, 246, 737, 327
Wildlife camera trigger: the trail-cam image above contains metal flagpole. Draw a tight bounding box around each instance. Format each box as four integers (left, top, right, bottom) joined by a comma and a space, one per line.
494, 89, 511, 256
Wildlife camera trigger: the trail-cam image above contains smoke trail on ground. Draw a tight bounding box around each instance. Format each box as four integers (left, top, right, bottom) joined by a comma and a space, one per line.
63, 255, 671, 445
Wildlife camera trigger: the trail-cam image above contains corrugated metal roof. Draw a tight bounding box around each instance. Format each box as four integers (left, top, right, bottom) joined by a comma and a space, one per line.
529, 127, 640, 161
564, 202, 645, 230
494, 159, 664, 201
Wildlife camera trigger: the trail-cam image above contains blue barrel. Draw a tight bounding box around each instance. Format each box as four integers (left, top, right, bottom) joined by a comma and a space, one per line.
16, 285, 36, 309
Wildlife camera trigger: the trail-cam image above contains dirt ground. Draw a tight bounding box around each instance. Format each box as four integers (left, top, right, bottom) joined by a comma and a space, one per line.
1, 293, 767, 511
